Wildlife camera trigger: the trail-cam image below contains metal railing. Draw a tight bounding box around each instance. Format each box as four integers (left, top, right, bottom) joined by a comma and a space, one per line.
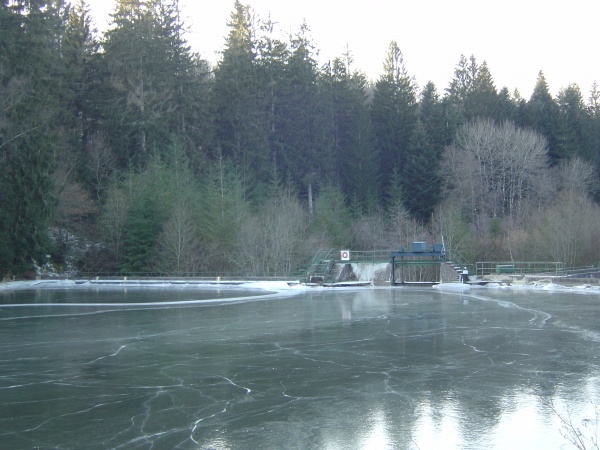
444, 248, 474, 275
65, 272, 300, 281
562, 266, 600, 279
475, 261, 567, 277
344, 250, 392, 263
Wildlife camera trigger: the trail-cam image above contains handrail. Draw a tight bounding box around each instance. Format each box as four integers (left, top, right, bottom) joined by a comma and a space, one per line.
444, 249, 473, 273
475, 261, 567, 276
60, 272, 301, 281
344, 250, 391, 263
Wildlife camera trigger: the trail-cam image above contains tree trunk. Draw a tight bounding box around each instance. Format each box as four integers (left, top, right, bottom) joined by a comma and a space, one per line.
308, 181, 313, 216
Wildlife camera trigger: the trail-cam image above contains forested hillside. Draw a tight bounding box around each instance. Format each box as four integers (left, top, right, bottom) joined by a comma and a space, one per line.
2, 0, 600, 278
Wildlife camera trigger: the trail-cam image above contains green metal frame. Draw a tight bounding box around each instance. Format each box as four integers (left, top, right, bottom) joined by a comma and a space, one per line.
303, 248, 337, 283
475, 261, 567, 276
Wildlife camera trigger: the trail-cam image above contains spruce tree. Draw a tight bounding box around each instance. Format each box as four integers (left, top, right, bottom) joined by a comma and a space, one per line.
212, 1, 270, 197
496, 87, 519, 124
62, 0, 101, 158
120, 196, 161, 274
587, 82, 600, 198
524, 71, 561, 164
321, 56, 378, 212
154, 0, 212, 172
198, 155, 248, 272
418, 82, 446, 158
102, 0, 202, 169
277, 22, 332, 212
0, 1, 65, 276
256, 16, 289, 179
371, 42, 417, 204
310, 184, 352, 248
403, 120, 440, 222
464, 61, 498, 120
446, 54, 478, 112
556, 84, 590, 161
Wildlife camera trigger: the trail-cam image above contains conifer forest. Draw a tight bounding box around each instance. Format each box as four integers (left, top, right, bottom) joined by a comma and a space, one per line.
2, 0, 600, 278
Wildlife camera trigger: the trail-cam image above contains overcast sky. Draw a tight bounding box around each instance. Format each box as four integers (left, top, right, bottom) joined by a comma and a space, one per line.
88, 0, 599, 98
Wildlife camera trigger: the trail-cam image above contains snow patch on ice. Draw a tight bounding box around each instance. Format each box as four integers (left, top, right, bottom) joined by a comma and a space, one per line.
1, 278, 599, 298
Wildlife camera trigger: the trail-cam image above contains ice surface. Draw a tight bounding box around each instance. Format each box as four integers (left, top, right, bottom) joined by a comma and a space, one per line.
1, 280, 599, 449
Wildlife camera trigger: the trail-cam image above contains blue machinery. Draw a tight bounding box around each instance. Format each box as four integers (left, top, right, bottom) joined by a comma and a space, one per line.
390, 242, 445, 285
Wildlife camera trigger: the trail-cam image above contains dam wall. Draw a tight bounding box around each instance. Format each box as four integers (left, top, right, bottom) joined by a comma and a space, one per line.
334, 262, 461, 285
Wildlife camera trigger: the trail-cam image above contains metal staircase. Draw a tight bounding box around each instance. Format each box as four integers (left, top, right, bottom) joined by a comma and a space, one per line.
303, 249, 337, 284
444, 248, 473, 281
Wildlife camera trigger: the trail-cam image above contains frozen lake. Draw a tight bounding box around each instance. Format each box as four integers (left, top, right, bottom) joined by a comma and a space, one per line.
1, 281, 599, 449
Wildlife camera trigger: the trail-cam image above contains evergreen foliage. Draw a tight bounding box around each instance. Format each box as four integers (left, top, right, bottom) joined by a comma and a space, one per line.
277, 22, 333, 206
371, 42, 417, 199
524, 72, 561, 164
2, 1, 600, 278
0, 1, 64, 276
212, 1, 270, 197
418, 82, 446, 158
403, 120, 440, 222
310, 184, 352, 248
323, 57, 378, 213
198, 154, 248, 272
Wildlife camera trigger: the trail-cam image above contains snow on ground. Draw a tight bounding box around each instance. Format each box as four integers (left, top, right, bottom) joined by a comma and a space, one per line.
0, 279, 78, 291
0, 278, 310, 293
1, 278, 599, 296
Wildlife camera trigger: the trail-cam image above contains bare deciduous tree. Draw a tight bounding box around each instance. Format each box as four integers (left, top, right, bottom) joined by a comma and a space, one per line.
238, 193, 309, 276
555, 157, 598, 197
444, 118, 551, 223
531, 190, 600, 267
154, 199, 201, 274
86, 133, 115, 200
352, 209, 389, 250
100, 187, 129, 264
386, 200, 430, 250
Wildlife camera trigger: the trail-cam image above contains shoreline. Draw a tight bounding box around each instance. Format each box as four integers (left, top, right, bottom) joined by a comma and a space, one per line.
2, 277, 600, 295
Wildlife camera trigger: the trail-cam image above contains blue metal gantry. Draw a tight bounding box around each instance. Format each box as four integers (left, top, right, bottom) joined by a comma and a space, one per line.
390, 242, 445, 285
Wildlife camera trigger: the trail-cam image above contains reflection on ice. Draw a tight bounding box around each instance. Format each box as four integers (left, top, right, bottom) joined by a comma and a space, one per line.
1, 280, 600, 449
415, 400, 461, 450
361, 409, 391, 449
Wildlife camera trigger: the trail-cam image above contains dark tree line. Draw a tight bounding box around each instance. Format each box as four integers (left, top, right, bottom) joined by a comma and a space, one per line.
1, 0, 599, 278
